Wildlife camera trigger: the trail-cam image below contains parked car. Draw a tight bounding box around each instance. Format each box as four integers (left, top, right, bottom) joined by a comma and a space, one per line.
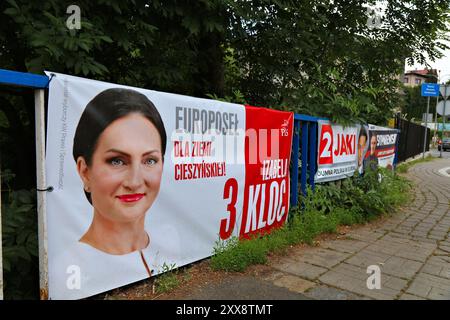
437, 137, 450, 151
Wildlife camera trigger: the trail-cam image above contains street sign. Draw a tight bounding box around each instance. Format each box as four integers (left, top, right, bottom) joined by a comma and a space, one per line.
421, 83, 440, 97
440, 85, 450, 99
436, 101, 450, 116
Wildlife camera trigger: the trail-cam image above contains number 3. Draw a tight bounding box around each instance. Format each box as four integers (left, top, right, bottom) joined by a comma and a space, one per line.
219, 178, 238, 240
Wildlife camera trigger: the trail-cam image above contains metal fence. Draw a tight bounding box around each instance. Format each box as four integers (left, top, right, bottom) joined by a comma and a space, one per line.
395, 114, 430, 163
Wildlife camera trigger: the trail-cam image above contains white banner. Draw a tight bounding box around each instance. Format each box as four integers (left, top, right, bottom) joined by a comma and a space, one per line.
315, 120, 359, 183
45, 72, 293, 299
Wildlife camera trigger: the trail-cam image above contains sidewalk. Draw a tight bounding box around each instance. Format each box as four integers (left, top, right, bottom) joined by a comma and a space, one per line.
176, 158, 450, 300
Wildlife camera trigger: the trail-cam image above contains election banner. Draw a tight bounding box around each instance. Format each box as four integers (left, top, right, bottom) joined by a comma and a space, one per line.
45, 72, 293, 299
315, 120, 359, 183
364, 125, 399, 171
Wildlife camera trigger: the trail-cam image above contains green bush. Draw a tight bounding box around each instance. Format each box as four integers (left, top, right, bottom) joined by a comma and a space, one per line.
1, 188, 39, 299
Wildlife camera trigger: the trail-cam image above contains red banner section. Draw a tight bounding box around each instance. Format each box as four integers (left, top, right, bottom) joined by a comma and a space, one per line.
239, 106, 294, 239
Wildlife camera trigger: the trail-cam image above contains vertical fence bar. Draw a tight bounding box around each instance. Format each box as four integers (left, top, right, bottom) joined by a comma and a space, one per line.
308, 122, 317, 191
290, 119, 300, 207
301, 122, 309, 196
35, 89, 48, 300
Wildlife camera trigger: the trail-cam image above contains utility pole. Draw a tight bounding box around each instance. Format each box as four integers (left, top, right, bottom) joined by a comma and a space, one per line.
423, 96, 430, 159
439, 84, 449, 158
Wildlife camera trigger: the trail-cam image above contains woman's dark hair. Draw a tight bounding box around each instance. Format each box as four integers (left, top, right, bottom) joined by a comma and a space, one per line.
359, 128, 367, 140
73, 88, 167, 203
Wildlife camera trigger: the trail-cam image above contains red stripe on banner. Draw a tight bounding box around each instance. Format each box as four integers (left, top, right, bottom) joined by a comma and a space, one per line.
375, 146, 395, 157
239, 106, 294, 239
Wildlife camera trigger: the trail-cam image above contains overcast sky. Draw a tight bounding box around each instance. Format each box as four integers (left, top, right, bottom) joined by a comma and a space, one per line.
404, 40, 450, 83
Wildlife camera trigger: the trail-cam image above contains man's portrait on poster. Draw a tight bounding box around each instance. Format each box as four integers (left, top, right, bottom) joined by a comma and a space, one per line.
358, 127, 368, 174
364, 133, 379, 172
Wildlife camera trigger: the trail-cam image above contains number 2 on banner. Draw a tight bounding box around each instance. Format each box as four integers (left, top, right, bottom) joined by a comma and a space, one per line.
219, 178, 238, 240
318, 124, 333, 165
320, 132, 332, 158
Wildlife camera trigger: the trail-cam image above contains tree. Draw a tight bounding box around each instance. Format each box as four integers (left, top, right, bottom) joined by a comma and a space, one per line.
225, 0, 449, 124
402, 85, 430, 121
0, 0, 228, 188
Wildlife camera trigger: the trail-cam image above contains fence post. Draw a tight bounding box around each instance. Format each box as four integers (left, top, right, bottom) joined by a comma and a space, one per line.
35, 89, 49, 300
308, 122, 317, 190
301, 122, 309, 196
290, 119, 300, 207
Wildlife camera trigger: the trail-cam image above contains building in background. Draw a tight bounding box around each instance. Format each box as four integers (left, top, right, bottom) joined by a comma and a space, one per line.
403, 69, 438, 86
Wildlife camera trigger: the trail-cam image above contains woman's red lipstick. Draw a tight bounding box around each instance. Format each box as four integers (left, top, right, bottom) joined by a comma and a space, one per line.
116, 193, 145, 203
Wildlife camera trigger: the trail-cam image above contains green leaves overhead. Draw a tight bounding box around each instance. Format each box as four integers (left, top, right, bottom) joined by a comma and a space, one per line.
1, 0, 449, 121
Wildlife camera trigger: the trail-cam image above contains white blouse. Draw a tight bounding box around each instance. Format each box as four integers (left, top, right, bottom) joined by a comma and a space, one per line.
49, 230, 181, 300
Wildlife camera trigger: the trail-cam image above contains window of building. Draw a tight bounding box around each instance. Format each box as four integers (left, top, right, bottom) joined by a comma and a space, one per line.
404, 77, 409, 83
415, 78, 422, 84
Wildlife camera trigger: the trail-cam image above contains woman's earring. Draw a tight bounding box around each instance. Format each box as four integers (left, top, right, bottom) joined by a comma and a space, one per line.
84, 185, 90, 192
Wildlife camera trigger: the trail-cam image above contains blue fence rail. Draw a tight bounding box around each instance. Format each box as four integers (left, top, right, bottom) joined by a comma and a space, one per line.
0, 68, 49, 89
289, 114, 327, 208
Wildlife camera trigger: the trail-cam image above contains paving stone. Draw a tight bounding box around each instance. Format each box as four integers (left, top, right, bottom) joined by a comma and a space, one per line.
437, 245, 450, 253
398, 293, 427, 300
272, 274, 316, 293
271, 259, 328, 280
381, 256, 422, 279
318, 263, 401, 300
320, 239, 368, 254
409, 272, 450, 292
290, 248, 351, 269
304, 285, 370, 300
428, 234, 445, 241
345, 230, 384, 242
427, 287, 450, 300
345, 249, 392, 268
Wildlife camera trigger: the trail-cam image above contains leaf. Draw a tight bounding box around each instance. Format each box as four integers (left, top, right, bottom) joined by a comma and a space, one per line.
78, 41, 91, 52
99, 35, 113, 43
6, 0, 19, 9
3, 7, 17, 16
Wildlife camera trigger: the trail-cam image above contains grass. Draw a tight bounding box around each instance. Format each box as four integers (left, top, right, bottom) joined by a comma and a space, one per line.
211, 167, 412, 272
210, 208, 364, 272
396, 154, 435, 173
152, 263, 181, 294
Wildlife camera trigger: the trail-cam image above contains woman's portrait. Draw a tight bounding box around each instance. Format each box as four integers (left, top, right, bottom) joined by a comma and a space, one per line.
72, 87, 167, 273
